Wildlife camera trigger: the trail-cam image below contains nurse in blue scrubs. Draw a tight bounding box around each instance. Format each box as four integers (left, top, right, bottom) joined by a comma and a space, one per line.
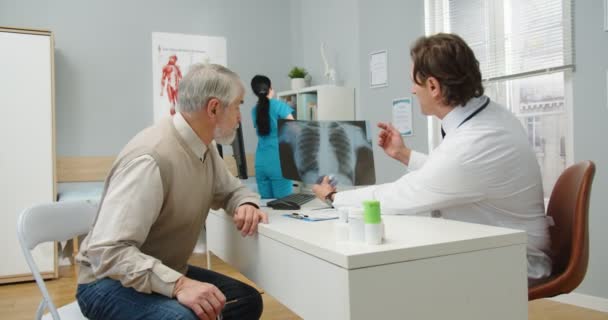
251, 75, 294, 199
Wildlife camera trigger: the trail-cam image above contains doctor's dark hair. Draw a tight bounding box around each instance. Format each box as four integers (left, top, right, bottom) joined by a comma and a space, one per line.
251, 75, 272, 136
410, 33, 484, 107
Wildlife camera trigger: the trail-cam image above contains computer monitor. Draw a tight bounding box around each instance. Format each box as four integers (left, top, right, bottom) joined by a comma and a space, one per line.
231, 122, 248, 179
278, 120, 376, 186
216, 122, 248, 179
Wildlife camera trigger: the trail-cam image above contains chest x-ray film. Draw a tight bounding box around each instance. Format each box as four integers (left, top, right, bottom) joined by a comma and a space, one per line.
278, 120, 376, 186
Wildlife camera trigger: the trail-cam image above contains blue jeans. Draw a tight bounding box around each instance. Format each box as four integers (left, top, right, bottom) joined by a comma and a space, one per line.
76, 265, 263, 320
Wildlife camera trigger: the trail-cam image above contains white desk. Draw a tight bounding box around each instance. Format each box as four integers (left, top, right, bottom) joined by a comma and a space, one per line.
207, 201, 528, 319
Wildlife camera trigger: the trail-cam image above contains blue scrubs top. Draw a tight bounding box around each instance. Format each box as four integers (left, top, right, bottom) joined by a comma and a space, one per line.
251, 99, 294, 198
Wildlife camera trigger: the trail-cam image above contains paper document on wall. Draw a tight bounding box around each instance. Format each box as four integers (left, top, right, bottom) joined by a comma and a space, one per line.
370, 50, 388, 88
392, 97, 413, 136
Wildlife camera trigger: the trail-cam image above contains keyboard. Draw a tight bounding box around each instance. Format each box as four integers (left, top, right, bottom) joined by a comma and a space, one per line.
267, 193, 316, 210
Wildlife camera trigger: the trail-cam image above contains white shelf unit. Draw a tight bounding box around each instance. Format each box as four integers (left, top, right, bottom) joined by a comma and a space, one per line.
0, 27, 57, 283
276, 85, 354, 121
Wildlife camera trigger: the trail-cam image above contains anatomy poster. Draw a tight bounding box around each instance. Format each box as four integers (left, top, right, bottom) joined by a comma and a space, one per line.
152, 32, 227, 122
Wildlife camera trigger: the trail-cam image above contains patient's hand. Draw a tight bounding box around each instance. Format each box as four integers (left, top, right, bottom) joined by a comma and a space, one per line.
233, 204, 268, 237
174, 276, 225, 320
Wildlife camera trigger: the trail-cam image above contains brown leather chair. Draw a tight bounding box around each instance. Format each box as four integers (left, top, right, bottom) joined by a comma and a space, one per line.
528, 160, 596, 301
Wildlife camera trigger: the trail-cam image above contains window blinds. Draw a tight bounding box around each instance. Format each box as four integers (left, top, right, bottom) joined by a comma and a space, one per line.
425, 0, 574, 81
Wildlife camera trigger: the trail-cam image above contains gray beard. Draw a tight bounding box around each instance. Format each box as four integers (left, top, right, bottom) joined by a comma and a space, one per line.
214, 127, 236, 145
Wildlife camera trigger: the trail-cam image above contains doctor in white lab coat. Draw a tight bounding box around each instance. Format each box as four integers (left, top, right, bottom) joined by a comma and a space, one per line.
312, 33, 552, 283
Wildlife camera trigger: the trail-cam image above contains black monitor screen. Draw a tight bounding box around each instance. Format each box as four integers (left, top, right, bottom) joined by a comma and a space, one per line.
278, 120, 375, 186
231, 123, 248, 179
217, 122, 248, 179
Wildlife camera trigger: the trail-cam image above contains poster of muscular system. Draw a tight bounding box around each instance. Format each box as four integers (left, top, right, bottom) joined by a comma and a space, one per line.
152, 32, 227, 122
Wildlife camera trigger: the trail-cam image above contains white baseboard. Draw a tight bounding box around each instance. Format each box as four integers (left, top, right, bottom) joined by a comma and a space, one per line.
549, 292, 608, 313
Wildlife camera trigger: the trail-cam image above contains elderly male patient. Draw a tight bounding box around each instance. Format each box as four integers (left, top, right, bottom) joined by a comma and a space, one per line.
76, 64, 267, 320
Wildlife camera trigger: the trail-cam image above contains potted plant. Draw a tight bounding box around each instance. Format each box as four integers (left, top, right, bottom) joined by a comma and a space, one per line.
288, 66, 308, 90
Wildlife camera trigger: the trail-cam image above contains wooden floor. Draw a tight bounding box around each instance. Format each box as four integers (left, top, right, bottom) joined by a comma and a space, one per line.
1, 253, 606, 320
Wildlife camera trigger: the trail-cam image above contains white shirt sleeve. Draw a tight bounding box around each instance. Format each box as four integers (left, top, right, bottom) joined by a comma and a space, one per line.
407, 150, 428, 171
333, 146, 485, 215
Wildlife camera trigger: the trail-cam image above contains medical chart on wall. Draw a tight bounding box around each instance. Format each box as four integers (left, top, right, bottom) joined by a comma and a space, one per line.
392, 97, 413, 136
152, 32, 227, 122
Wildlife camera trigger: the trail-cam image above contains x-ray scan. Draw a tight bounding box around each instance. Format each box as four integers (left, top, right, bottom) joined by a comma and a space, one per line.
278, 120, 376, 186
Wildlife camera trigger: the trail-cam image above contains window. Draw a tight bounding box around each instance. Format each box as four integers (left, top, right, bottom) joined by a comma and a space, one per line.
526, 116, 543, 153
425, 0, 574, 199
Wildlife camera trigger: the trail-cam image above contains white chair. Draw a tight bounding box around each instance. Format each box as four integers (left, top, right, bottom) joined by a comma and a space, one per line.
17, 200, 98, 320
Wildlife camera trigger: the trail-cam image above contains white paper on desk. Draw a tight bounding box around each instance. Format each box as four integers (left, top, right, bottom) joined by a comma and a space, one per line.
308, 209, 338, 220
392, 97, 413, 136
298, 209, 339, 221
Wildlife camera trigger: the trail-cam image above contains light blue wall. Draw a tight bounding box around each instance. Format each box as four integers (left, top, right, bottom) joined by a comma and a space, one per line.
289, 0, 428, 184
289, 0, 360, 91
357, 0, 427, 183
0, 0, 293, 156
572, 0, 608, 299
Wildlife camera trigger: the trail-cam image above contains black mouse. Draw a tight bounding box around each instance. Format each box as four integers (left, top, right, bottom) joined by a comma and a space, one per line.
268, 199, 301, 210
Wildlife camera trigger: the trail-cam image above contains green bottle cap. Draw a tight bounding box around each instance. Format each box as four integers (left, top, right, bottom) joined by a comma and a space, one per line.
363, 200, 381, 224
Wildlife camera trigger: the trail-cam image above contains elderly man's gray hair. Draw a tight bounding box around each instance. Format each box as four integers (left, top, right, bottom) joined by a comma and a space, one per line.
176, 64, 244, 113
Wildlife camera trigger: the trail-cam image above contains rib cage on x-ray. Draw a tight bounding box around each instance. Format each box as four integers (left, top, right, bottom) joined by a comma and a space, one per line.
278, 120, 376, 186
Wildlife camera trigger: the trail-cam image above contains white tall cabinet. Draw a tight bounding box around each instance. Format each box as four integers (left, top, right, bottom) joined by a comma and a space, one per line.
277, 85, 354, 120
0, 28, 57, 283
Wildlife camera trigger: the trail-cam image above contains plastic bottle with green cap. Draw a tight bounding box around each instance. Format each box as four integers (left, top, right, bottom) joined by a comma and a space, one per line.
363, 200, 384, 244
363, 200, 381, 224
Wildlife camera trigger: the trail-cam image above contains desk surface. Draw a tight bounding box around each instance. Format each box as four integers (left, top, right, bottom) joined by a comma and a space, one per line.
211, 200, 527, 269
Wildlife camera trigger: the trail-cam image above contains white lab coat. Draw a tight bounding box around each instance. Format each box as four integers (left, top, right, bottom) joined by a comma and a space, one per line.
333, 96, 552, 279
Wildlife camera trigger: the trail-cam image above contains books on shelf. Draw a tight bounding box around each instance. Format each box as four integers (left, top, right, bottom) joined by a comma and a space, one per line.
276, 85, 354, 121
281, 94, 297, 118
299, 93, 317, 120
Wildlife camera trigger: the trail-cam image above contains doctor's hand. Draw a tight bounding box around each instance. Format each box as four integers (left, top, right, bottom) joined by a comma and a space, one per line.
312, 176, 337, 201
377, 122, 411, 165
174, 276, 225, 320
233, 204, 268, 237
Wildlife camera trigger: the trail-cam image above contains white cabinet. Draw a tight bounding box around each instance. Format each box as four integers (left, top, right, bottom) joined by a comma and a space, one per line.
277, 85, 354, 120
0, 28, 57, 283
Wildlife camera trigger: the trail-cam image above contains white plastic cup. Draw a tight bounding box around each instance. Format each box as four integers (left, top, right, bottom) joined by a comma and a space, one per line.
338, 207, 349, 223
349, 208, 365, 242
334, 221, 349, 242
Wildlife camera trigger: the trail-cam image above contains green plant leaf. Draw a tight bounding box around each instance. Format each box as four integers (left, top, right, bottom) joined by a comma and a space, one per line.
288, 66, 308, 78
